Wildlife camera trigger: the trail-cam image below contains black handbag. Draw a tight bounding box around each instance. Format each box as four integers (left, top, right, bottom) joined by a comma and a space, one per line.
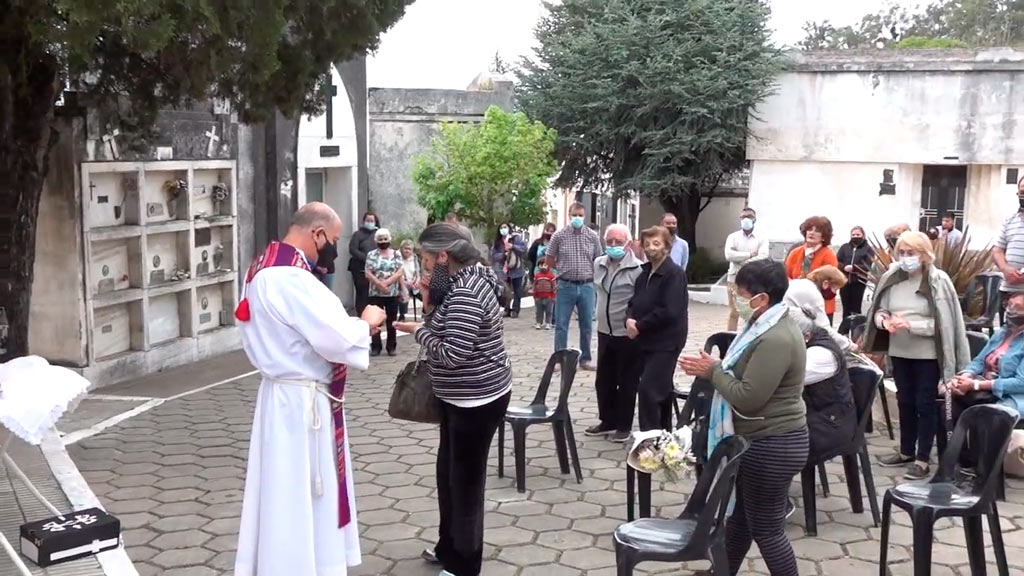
389, 357, 441, 424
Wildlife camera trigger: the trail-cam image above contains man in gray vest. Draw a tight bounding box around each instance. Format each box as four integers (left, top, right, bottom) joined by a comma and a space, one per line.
587, 223, 644, 442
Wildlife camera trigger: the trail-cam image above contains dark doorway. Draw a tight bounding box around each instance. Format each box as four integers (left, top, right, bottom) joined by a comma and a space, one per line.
919, 165, 967, 233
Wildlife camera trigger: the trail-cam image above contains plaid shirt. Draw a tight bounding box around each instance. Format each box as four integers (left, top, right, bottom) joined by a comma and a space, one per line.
546, 225, 602, 282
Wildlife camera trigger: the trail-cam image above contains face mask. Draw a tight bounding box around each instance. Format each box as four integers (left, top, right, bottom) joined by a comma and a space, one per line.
644, 248, 665, 262
605, 246, 626, 260
500, 227, 509, 236
851, 237, 865, 246
665, 226, 678, 237
900, 255, 921, 272
821, 287, 837, 301
1008, 313, 1024, 327
542, 232, 552, 240
364, 221, 377, 231
734, 294, 762, 321
570, 216, 585, 229
317, 232, 338, 265
377, 242, 390, 250
740, 218, 755, 231
1018, 197, 1024, 211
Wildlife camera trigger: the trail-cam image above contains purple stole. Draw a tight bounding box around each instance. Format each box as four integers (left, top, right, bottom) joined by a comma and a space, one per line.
235, 241, 352, 528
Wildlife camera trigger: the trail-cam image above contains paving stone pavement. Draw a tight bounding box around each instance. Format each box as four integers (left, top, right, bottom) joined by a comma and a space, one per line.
66, 302, 1024, 575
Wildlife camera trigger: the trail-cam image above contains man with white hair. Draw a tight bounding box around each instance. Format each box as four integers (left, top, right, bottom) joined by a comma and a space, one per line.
588, 223, 644, 442
234, 202, 386, 576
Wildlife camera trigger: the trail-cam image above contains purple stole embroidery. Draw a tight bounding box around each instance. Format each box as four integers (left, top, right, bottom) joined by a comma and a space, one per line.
240, 241, 352, 528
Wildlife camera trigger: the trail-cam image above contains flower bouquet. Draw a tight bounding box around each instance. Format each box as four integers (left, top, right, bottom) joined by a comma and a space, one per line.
626, 427, 696, 482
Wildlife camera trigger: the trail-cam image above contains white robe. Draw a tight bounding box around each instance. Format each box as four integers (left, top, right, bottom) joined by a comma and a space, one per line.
235, 263, 371, 576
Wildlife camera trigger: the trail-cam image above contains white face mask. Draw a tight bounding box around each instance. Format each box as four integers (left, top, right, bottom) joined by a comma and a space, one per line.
740, 218, 754, 231
900, 256, 921, 272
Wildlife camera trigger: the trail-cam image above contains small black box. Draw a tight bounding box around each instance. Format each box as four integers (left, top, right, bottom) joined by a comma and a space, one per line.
19, 508, 121, 567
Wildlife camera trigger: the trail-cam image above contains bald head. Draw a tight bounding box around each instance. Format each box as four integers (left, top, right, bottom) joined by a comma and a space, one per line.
284, 202, 342, 260
291, 202, 341, 231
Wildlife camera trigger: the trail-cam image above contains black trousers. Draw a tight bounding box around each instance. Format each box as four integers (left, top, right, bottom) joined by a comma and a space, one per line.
595, 333, 641, 432
435, 393, 511, 576
505, 276, 524, 314
727, 427, 809, 576
891, 357, 941, 462
369, 296, 399, 353
350, 271, 370, 315
840, 282, 867, 318
637, 348, 680, 431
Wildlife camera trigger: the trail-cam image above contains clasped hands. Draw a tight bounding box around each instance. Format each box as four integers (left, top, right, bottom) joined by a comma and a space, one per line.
677, 351, 718, 379
880, 314, 910, 333
949, 373, 988, 396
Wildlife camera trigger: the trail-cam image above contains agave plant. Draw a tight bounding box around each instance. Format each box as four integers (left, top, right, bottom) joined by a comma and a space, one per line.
864, 226, 996, 315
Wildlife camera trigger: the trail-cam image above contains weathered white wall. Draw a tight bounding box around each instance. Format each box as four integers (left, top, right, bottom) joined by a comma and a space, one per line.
749, 50, 1024, 165
966, 164, 1023, 242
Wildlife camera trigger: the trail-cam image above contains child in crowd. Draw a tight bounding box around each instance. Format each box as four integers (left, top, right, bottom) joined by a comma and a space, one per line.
532, 263, 556, 329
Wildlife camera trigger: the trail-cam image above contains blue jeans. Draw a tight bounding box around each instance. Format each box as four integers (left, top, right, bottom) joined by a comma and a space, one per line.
554, 280, 595, 363
321, 273, 334, 290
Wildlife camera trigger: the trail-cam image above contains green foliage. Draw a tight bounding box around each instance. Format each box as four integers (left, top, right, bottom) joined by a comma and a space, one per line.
895, 36, 969, 49
800, 0, 1024, 50
686, 247, 729, 284
515, 0, 782, 240
412, 106, 558, 237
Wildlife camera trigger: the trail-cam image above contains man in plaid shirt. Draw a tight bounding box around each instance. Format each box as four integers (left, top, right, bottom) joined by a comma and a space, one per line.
546, 202, 603, 370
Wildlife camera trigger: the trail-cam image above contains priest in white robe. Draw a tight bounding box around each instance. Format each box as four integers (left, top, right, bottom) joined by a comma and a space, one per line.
234, 202, 386, 576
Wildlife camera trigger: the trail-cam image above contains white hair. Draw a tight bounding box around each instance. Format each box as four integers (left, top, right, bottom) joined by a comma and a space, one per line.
604, 223, 632, 242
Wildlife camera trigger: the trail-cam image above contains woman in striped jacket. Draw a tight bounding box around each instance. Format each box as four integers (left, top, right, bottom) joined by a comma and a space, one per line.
395, 222, 512, 576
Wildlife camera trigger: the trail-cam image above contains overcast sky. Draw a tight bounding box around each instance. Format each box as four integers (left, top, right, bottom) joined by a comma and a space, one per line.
367, 0, 914, 90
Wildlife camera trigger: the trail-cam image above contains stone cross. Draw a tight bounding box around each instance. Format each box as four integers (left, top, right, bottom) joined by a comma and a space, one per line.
102, 129, 120, 159
324, 81, 337, 139
205, 126, 220, 157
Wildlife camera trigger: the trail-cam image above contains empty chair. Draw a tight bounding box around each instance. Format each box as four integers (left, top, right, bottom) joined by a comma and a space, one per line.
613, 436, 750, 576
800, 366, 883, 537
497, 349, 582, 493
673, 332, 735, 417
844, 316, 895, 441
879, 404, 1019, 576
935, 331, 991, 458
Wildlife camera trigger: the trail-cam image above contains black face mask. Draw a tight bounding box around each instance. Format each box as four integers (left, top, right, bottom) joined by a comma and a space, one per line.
665, 227, 677, 237
316, 231, 338, 266
1008, 313, 1024, 327
1018, 197, 1024, 211
851, 237, 865, 247
377, 242, 391, 250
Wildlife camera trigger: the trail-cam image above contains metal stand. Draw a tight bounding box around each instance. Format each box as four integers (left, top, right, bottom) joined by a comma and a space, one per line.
1, 435, 62, 576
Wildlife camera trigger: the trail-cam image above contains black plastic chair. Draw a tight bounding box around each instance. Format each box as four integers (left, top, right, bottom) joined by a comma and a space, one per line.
966, 330, 990, 360
963, 273, 1003, 336
800, 366, 882, 537
879, 404, 1019, 576
673, 332, 736, 419
845, 316, 895, 442
497, 349, 582, 493
613, 436, 750, 576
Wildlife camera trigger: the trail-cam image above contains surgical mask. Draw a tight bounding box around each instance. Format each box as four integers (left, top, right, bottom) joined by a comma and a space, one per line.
317, 232, 338, 266
500, 227, 509, 236
570, 216, 585, 229
605, 246, 626, 260
900, 255, 921, 272
740, 218, 754, 231
734, 294, 760, 321
1008, 312, 1024, 327
363, 221, 377, 231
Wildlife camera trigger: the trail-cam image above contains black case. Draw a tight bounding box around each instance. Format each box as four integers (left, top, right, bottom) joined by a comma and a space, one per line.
19, 508, 121, 567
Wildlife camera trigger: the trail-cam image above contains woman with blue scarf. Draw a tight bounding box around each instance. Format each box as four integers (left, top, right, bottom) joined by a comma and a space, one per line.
679, 259, 808, 576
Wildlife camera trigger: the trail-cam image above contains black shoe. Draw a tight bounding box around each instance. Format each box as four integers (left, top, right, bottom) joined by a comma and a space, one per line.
370, 350, 381, 357
387, 349, 397, 357
511, 310, 519, 318
609, 431, 631, 443
904, 461, 931, 481
422, 548, 439, 564
584, 424, 615, 437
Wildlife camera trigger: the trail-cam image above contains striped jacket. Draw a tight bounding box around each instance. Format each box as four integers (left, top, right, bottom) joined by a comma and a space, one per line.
415, 263, 512, 403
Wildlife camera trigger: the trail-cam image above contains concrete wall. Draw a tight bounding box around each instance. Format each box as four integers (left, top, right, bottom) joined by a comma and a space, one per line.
749, 49, 1024, 166
368, 83, 516, 236
29, 117, 88, 365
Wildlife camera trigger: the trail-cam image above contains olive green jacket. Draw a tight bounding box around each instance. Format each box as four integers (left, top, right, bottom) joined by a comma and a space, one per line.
709, 313, 808, 439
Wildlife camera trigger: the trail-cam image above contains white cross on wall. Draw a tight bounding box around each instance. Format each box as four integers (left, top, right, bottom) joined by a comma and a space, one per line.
102, 129, 120, 160
205, 127, 220, 157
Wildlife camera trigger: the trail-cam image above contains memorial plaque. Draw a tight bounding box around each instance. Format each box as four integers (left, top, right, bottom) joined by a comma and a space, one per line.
90, 243, 130, 294
93, 305, 130, 358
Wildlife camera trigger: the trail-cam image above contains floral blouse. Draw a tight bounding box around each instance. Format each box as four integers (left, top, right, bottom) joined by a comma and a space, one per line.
365, 249, 403, 298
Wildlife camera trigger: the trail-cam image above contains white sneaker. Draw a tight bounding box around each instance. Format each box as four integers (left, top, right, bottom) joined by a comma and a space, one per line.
543, 324, 552, 330
534, 323, 543, 329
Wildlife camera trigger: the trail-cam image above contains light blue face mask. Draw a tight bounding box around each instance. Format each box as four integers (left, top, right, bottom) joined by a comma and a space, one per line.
363, 221, 377, 231
605, 246, 626, 260
740, 218, 754, 231
900, 256, 921, 272
500, 227, 509, 236
570, 216, 585, 229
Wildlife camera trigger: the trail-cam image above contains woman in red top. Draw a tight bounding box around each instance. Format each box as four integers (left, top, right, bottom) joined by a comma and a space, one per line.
785, 216, 840, 322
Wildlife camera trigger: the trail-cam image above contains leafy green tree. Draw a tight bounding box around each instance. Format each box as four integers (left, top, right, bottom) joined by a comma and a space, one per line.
0, 0, 412, 359
412, 106, 557, 238
515, 0, 782, 246
800, 0, 1024, 50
